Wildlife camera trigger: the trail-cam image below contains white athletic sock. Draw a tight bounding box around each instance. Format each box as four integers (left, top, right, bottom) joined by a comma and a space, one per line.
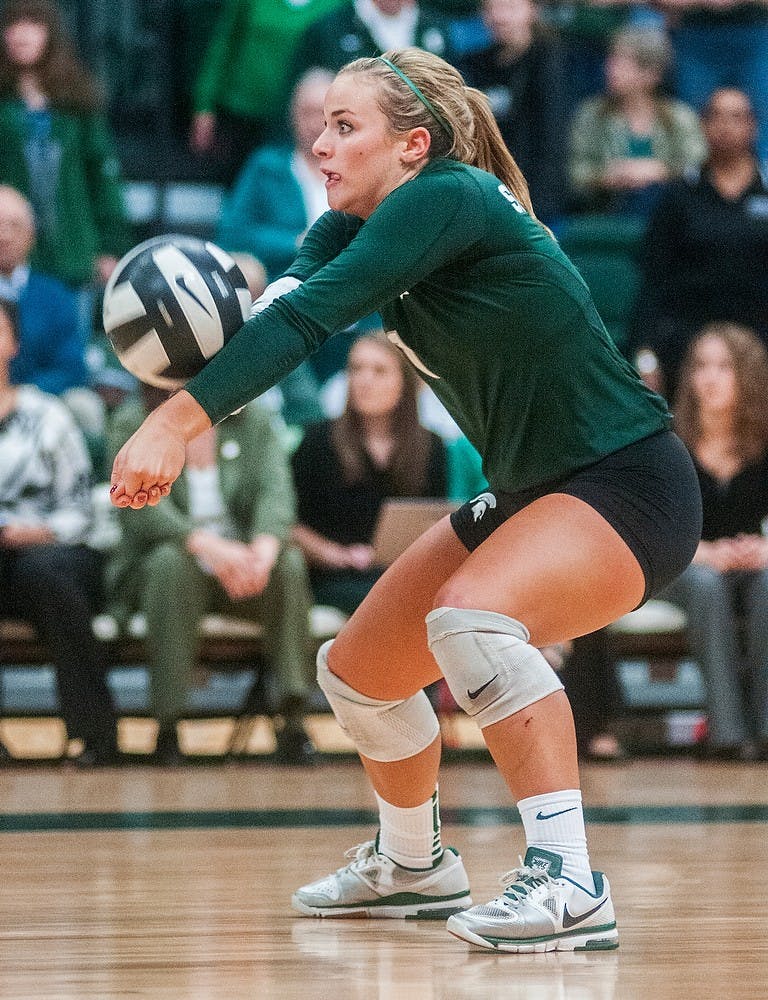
375, 788, 442, 869
517, 789, 594, 888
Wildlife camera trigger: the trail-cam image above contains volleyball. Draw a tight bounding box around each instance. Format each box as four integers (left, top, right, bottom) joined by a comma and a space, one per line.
102, 235, 251, 390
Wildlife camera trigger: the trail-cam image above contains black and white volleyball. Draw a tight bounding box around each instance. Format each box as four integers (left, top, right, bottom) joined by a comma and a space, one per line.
103, 235, 251, 389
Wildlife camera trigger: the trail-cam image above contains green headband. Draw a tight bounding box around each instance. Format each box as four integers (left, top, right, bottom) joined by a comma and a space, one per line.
378, 56, 453, 140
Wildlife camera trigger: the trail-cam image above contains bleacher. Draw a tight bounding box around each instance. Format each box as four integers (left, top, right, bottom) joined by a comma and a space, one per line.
0, 596, 704, 759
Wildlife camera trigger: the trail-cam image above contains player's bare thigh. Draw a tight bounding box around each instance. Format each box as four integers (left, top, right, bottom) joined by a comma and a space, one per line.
328, 493, 646, 699
327, 516, 469, 699
435, 492, 646, 647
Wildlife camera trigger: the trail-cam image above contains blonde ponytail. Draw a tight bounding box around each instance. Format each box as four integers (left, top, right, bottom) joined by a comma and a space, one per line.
462, 87, 537, 221
342, 48, 549, 231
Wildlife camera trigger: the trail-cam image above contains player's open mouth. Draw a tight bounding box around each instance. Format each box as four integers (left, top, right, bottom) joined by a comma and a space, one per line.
322, 170, 341, 186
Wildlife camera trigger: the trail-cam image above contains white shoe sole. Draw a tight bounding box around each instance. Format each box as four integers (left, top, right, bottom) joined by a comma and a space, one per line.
291, 894, 472, 920
446, 914, 619, 952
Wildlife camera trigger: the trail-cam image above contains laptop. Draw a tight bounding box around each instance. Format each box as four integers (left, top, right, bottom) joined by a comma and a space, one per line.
372, 498, 458, 565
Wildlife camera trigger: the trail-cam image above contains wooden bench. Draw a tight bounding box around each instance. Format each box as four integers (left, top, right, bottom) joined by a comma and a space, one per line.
0, 606, 348, 755
606, 600, 691, 677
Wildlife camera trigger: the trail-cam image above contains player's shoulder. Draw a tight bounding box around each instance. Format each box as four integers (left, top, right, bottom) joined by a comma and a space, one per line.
417, 160, 518, 205
389, 160, 489, 214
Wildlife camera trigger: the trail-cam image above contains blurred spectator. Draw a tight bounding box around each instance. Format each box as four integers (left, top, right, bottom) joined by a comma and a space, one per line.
190, 0, 343, 183
0, 183, 107, 466
628, 87, 768, 399
458, 0, 568, 224
321, 357, 487, 498
653, 0, 768, 161
291, 331, 447, 615
291, 0, 459, 83
0, 298, 118, 765
559, 628, 624, 761
218, 70, 333, 284
568, 27, 705, 217
538, 0, 636, 108
0, 1, 131, 329
0, 184, 84, 394
106, 389, 317, 766
660, 323, 768, 761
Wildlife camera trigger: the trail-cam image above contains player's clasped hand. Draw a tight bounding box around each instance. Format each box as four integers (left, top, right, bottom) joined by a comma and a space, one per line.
109, 414, 189, 509
109, 389, 212, 509
109, 482, 172, 509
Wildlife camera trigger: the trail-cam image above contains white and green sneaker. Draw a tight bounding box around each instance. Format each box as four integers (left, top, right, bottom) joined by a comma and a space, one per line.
291, 840, 472, 919
446, 847, 618, 953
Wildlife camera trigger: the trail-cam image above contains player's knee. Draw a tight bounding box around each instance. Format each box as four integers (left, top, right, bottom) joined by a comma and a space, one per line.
425, 606, 563, 728
431, 578, 480, 612
316, 640, 439, 761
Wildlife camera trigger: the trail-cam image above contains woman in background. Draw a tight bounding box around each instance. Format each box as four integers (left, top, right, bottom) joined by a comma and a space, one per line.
291, 331, 447, 615
0, 298, 117, 765
568, 27, 704, 217
0, 1, 130, 327
663, 323, 768, 761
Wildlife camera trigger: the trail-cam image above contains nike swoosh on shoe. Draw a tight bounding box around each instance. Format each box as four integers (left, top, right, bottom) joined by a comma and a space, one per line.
562, 896, 608, 929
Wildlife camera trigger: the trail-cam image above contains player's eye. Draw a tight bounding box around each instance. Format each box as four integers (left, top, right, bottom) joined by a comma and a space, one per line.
338, 121, 352, 134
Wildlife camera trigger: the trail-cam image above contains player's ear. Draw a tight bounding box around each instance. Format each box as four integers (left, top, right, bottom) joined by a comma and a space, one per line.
401, 126, 431, 164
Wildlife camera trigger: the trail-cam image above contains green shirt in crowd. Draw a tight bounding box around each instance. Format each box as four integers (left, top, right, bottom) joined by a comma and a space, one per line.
193, 0, 345, 125
0, 100, 130, 287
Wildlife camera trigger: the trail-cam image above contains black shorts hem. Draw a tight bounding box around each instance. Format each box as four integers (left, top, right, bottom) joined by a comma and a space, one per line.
450, 431, 702, 604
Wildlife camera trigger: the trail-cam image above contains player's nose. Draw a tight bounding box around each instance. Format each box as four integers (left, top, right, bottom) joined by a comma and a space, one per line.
313, 128, 331, 158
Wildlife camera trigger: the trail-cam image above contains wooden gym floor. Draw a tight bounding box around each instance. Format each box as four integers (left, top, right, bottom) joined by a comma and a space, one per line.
1, 718, 767, 999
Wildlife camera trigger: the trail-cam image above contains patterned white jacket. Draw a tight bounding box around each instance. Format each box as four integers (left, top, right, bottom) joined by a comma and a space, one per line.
0, 386, 93, 545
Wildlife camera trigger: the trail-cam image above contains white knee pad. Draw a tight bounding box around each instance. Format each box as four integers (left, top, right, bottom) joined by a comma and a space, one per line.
316, 640, 439, 762
425, 607, 564, 728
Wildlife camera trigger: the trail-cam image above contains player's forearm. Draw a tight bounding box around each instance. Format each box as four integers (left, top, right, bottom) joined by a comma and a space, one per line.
185, 311, 314, 425
153, 389, 213, 443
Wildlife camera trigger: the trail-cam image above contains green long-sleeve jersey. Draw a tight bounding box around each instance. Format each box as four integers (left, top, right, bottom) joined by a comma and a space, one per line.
187, 158, 670, 493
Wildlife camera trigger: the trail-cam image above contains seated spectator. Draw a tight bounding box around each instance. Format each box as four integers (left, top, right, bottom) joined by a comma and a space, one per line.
660, 323, 768, 761
105, 387, 317, 766
189, 0, 344, 183
0, 185, 106, 451
291, 0, 459, 84
218, 71, 334, 284
0, 299, 117, 766
458, 0, 568, 224
653, 0, 768, 161
568, 27, 705, 217
628, 87, 768, 399
538, 0, 635, 109
0, 2, 131, 328
291, 331, 447, 615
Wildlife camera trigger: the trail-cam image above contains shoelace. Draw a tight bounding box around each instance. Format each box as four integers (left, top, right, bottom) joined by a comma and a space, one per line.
498, 859, 557, 905
342, 841, 378, 872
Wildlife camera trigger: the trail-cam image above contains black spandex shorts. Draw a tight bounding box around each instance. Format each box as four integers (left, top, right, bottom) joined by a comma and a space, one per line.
450, 430, 703, 605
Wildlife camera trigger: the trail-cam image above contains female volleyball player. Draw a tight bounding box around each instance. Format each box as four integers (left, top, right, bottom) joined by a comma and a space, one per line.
110, 48, 702, 952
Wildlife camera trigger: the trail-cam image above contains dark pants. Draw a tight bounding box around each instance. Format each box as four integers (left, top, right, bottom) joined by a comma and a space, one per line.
0, 543, 117, 751
560, 628, 622, 753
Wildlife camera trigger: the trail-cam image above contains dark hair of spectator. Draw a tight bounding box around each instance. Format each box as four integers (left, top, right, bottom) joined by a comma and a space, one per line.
0, 0, 102, 113
674, 322, 768, 465
331, 331, 434, 495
